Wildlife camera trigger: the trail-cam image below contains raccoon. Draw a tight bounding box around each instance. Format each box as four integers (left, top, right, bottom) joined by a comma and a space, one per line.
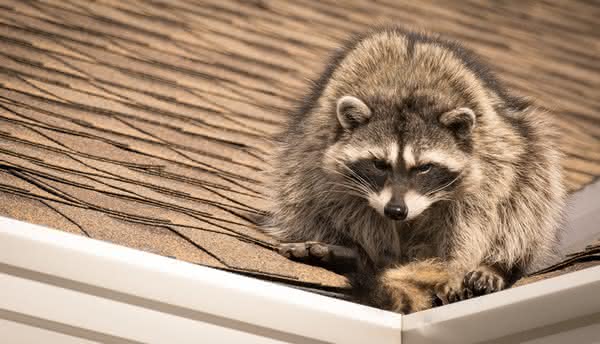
261, 26, 566, 314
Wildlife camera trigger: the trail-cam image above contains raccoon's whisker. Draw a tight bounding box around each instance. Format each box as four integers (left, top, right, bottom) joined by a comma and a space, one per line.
310, 190, 364, 202
341, 179, 371, 194
322, 164, 374, 195
321, 167, 361, 187
326, 182, 370, 197
324, 180, 370, 197
424, 175, 462, 197
306, 176, 369, 200
338, 163, 375, 193
411, 179, 461, 209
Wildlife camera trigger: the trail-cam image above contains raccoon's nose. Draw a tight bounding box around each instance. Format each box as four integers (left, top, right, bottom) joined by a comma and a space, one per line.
384, 203, 408, 221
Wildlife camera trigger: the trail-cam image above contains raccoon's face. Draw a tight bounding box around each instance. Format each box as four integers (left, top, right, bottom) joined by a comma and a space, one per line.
324, 94, 476, 221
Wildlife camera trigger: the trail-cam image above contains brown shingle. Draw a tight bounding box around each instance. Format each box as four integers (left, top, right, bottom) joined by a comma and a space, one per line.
0, 0, 599, 294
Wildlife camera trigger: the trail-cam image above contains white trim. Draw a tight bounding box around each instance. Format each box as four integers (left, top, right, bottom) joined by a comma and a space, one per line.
0, 216, 402, 344
1, 215, 599, 343
403, 266, 600, 343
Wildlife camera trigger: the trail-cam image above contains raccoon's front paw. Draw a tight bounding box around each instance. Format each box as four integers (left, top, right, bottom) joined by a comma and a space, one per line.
464, 266, 506, 296
435, 278, 473, 305
278, 241, 331, 261
277, 241, 359, 273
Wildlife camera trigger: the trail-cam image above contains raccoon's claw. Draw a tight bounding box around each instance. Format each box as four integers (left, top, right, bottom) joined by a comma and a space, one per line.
277, 241, 359, 273
434, 266, 506, 306
435, 279, 473, 305
464, 266, 506, 296
278, 241, 331, 261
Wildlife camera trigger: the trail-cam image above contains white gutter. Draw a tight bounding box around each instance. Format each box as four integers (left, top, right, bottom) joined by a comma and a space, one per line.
1, 215, 598, 343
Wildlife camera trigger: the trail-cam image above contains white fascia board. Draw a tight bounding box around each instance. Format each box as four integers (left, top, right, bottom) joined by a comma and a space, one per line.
0, 216, 402, 344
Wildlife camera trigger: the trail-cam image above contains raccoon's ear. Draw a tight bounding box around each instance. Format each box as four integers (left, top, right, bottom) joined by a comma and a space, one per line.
439, 107, 476, 137
336, 96, 372, 130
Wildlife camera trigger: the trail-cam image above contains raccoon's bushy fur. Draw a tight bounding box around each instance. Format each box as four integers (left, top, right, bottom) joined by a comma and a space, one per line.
262, 26, 566, 313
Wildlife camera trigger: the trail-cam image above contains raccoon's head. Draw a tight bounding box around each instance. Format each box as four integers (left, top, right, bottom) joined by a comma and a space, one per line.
324, 94, 478, 221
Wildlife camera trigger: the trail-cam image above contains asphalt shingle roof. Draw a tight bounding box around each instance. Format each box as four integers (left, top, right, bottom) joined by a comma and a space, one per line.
0, 0, 598, 296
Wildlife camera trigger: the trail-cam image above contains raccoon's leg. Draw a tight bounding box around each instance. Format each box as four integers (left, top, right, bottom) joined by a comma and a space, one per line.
369, 259, 453, 314
278, 241, 360, 273
463, 264, 511, 296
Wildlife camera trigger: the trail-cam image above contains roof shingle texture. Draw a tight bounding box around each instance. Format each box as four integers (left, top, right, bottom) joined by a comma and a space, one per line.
0, 0, 599, 294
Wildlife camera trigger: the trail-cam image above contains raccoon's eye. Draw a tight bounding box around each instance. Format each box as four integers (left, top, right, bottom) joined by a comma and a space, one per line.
372, 160, 389, 171
414, 163, 433, 174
